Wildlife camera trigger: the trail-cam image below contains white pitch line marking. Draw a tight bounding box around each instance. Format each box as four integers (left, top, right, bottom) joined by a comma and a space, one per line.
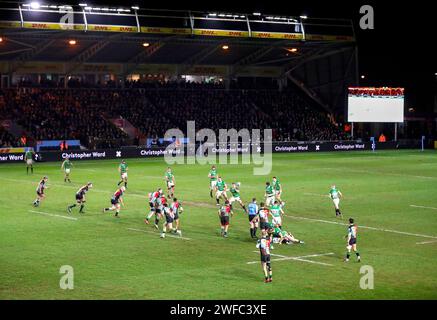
29, 210, 78, 221
127, 228, 192, 240
247, 251, 334, 266
416, 240, 437, 245
284, 214, 437, 240
410, 205, 437, 211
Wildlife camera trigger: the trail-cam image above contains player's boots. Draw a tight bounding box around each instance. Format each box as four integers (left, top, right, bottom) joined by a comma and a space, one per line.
67, 206, 72, 214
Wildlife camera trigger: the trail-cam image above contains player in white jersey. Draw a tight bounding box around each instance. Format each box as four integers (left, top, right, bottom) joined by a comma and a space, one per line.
329, 184, 343, 218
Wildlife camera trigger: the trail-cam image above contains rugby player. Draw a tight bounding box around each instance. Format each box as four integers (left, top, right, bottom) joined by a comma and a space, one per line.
61, 157, 73, 183
145, 188, 163, 227
24, 148, 35, 175
229, 182, 247, 213
67, 182, 93, 214
208, 165, 218, 198
215, 176, 228, 206
256, 235, 272, 283
272, 176, 284, 206
117, 160, 128, 189
33, 176, 48, 207
247, 198, 259, 239
218, 200, 233, 237
103, 186, 126, 217
329, 184, 343, 218
272, 224, 304, 245
270, 200, 284, 228
161, 203, 181, 238
164, 167, 175, 199
258, 202, 272, 234
265, 182, 275, 206
171, 198, 183, 236
344, 218, 361, 262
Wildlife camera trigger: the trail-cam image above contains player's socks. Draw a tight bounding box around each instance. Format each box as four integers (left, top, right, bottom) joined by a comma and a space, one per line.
79, 204, 84, 213
253, 227, 258, 238
124, 182, 127, 188
27, 167, 29, 174
117, 180, 122, 186
210, 190, 213, 198
31, 167, 33, 174
216, 198, 220, 205
242, 205, 247, 212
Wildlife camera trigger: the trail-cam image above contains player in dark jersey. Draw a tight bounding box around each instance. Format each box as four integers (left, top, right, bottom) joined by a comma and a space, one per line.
67, 182, 93, 214
160, 203, 180, 238
218, 200, 233, 238
103, 186, 126, 217
145, 188, 163, 227
33, 176, 48, 207
171, 198, 184, 236
345, 218, 361, 262
256, 235, 273, 283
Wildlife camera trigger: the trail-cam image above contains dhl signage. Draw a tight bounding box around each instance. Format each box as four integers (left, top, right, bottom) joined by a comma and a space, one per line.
78, 64, 122, 74
16, 62, 65, 74
140, 27, 191, 34
87, 25, 137, 32
0, 21, 21, 28
22, 22, 85, 30
306, 34, 354, 41
251, 31, 303, 40
193, 29, 250, 37
187, 65, 227, 75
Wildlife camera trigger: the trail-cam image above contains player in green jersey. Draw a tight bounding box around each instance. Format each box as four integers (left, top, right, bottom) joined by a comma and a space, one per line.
117, 160, 128, 188
208, 165, 218, 198
24, 149, 35, 174
272, 225, 304, 245
215, 176, 228, 206
61, 157, 73, 183
229, 182, 247, 213
164, 167, 175, 199
270, 200, 284, 228
329, 184, 343, 218
272, 176, 284, 206
264, 182, 275, 206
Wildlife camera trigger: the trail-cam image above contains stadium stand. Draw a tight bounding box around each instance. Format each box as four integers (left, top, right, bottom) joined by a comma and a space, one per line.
0, 81, 348, 148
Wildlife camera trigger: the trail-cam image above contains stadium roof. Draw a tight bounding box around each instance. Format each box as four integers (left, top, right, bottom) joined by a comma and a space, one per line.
0, 2, 359, 113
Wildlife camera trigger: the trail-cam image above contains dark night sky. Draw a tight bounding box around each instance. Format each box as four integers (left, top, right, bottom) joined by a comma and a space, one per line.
58, 0, 437, 111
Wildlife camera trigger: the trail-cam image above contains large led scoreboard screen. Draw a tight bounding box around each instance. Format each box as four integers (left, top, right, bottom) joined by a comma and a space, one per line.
347, 87, 404, 123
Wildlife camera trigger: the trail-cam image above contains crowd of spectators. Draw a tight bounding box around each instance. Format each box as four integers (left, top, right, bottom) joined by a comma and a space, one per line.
0, 88, 129, 149
0, 127, 20, 148
0, 84, 349, 148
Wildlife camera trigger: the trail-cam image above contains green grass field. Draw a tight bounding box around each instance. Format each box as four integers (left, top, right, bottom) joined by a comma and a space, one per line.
1, 150, 437, 300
